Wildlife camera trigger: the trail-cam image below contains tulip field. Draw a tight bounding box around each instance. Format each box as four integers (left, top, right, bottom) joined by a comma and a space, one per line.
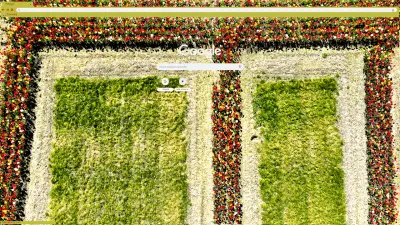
0, 0, 399, 224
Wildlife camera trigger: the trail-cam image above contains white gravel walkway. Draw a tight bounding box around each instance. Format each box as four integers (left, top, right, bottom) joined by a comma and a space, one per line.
392, 48, 400, 225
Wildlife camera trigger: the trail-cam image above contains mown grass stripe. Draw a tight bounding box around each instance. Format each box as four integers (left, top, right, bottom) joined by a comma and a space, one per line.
50, 77, 188, 225
254, 78, 346, 225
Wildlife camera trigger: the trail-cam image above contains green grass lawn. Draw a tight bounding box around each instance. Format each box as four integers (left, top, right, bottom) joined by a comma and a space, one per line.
50, 77, 189, 225
253, 78, 346, 225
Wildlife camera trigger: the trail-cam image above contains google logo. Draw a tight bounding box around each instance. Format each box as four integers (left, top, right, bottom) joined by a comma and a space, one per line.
178, 44, 222, 58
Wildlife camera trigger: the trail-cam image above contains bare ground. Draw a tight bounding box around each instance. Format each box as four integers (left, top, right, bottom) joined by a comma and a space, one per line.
0, 18, 8, 108
392, 48, 400, 225
240, 49, 368, 225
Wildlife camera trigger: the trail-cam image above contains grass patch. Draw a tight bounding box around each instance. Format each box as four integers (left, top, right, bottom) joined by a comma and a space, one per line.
253, 78, 345, 225
50, 76, 189, 225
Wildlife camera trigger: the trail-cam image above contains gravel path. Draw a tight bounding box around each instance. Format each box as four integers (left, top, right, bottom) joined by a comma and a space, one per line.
0, 19, 9, 111
338, 51, 369, 225
24, 69, 55, 221
240, 66, 263, 225
240, 49, 368, 225
24, 49, 216, 224
392, 48, 400, 225
188, 72, 217, 225
0, 18, 7, 46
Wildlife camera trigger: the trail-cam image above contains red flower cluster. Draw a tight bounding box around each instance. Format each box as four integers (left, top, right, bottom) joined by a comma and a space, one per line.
217, 0, 397, 7
365, 45, 398, 225
212, 49, 243, 224
0, 43, 32, 220
214, 17, 399, 47
0, 2, 399, 224
29, 0, 398, 7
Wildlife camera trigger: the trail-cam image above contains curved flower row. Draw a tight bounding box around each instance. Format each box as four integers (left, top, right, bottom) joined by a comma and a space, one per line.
0, 12, 399, 225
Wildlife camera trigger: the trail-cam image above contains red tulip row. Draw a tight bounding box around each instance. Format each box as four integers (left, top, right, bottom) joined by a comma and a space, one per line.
11, 17, 395, 49
365, 45, 398, 225
29, 0, 397, 7
0, 43, 32, 220
5, 17, 397, 50
212, 49, 243, 224
0, 10, 399, 225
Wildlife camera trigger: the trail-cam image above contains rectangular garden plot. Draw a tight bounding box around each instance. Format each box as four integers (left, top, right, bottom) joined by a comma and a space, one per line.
253, 78, 346, 225
50, 77, 189, 225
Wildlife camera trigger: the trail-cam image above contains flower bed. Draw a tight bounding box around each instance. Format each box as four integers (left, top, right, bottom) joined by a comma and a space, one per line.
30, 0, 398, 7
212, 50, 243, 224
0, 1, 399, 223
365, 46, 397, 224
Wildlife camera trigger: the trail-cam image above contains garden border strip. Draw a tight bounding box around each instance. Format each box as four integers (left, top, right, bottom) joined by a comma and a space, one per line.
0, 2, 399, 224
